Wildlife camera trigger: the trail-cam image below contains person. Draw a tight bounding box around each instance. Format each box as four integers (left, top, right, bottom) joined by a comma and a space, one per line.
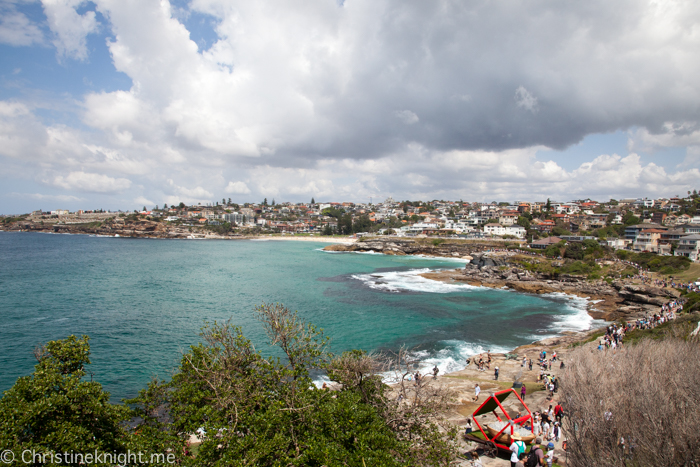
522, 356, 527, 367
528, 359, 533, 371
509, 433, 525, 467
520, 384, 526, 400
515, 452, 526, 467
433, 365, 439, 378
554, 403, 563, 422
529, 438, 545, 467
545, 445, 554, 467
559, 360, 565, 369
495, 366, 499, 380
470, 452, 483, 467
465, 418, 473, 435
474, 383, 481, 402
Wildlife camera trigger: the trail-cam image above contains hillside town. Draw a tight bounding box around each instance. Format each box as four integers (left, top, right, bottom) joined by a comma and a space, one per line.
3, 192, 700, 261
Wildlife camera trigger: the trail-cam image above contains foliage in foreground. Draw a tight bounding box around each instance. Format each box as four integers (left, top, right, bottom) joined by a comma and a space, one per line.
0, 336, 134, 464
0, 304, 457, 467
560, 335, 700, 467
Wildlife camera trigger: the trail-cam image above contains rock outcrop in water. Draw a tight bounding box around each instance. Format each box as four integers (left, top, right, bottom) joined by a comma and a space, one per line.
428, 252, 680, 321
322, 238, 495, 258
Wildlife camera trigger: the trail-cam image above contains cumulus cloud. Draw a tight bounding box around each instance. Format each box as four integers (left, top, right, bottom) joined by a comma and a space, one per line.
3, 0, 700, 212
41, 0, 99, 60
224, 181, 251, 194
514, 86, 538, 114
9, 192, 83, 202
0, 4, 45, 46
394, 110, 419, 125
51, 171, 132, 193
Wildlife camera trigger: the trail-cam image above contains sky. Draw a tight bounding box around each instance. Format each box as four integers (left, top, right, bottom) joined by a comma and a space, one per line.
1, 0, 700, 214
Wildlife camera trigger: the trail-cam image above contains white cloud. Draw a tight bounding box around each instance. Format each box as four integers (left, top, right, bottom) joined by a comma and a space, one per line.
9, 192, 83, 202
51, 171, 132, 193
0, 5, 45, 46
394, 110, 419, 125
3, 0, 700, 213
41, 0, 99, 60
133, 196, 154, 207
224, 181, 251, 194
515, 86, 538, 114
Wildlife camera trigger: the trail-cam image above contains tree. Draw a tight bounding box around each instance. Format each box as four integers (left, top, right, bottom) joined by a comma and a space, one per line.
271, 198, 275, 206
321, 223, 334, 235
311, 197, 315, 204
179, 202, 185, 209
0, 336, 133, 460
622, 211, 640, 225
142, 206, 147, 212
263, 198, 268, 206
516, 216, 530, 230
545, 198, 551, 212
129, 304, 456, 466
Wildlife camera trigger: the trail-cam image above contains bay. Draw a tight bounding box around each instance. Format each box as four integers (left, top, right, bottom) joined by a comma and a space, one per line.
0, 232, 597, 401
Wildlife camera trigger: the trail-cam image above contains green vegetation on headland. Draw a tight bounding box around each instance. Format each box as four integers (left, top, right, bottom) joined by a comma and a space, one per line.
0, 304, 456, 467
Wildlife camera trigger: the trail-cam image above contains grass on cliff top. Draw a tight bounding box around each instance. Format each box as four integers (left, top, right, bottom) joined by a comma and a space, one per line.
665, 262, 700, 282
568, 329, 608, 349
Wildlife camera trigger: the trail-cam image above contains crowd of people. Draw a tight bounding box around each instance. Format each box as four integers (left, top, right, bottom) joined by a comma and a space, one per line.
465, 351, 492, 372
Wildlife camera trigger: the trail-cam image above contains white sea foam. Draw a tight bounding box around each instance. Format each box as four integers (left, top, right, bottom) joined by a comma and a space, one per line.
380, 340, 514, 384
543, 292, 607, 334
351, 268, 478, 294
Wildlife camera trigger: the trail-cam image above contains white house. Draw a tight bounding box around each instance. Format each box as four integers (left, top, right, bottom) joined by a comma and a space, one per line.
675, 234, 700, 261
483, 223, 526, 238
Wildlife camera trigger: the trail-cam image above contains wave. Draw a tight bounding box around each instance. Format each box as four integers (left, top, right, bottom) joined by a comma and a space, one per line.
351, 268, 478, 294
543, 292, 605, 333
313, 339, 514, 387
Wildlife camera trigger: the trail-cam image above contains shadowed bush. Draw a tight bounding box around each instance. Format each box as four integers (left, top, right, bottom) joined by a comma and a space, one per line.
560, 337, 700, 466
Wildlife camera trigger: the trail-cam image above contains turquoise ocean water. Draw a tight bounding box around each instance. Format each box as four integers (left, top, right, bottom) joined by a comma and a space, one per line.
0, 232, 599, 401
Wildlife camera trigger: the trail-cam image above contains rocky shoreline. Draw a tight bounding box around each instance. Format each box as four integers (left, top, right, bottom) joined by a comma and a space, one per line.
324, 238, 680, 322
0, 218, 358, 243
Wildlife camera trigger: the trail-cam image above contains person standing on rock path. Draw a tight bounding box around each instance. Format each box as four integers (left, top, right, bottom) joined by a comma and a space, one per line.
494, 366, 499, 380
520, 384, 526, 400
474, 383, 481, 402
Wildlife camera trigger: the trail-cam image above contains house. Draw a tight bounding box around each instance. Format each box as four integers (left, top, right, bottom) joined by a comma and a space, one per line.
605, 238, 629, 250
651, 212, 667, 224
530, 236, 563, 249
675, 234, 700, 261
483, 223, 526, 238
532, 219, 555, 233
625, 223, 665, 242
633, 229, 665, 253
680, 223, 700, 234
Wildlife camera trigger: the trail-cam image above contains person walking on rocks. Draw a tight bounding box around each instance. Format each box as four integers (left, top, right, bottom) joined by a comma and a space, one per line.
520, 384, 526, 400
474, 383, 481, 402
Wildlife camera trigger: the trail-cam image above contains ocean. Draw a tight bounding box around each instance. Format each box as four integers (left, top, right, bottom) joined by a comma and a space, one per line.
0, 232, 599, 401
